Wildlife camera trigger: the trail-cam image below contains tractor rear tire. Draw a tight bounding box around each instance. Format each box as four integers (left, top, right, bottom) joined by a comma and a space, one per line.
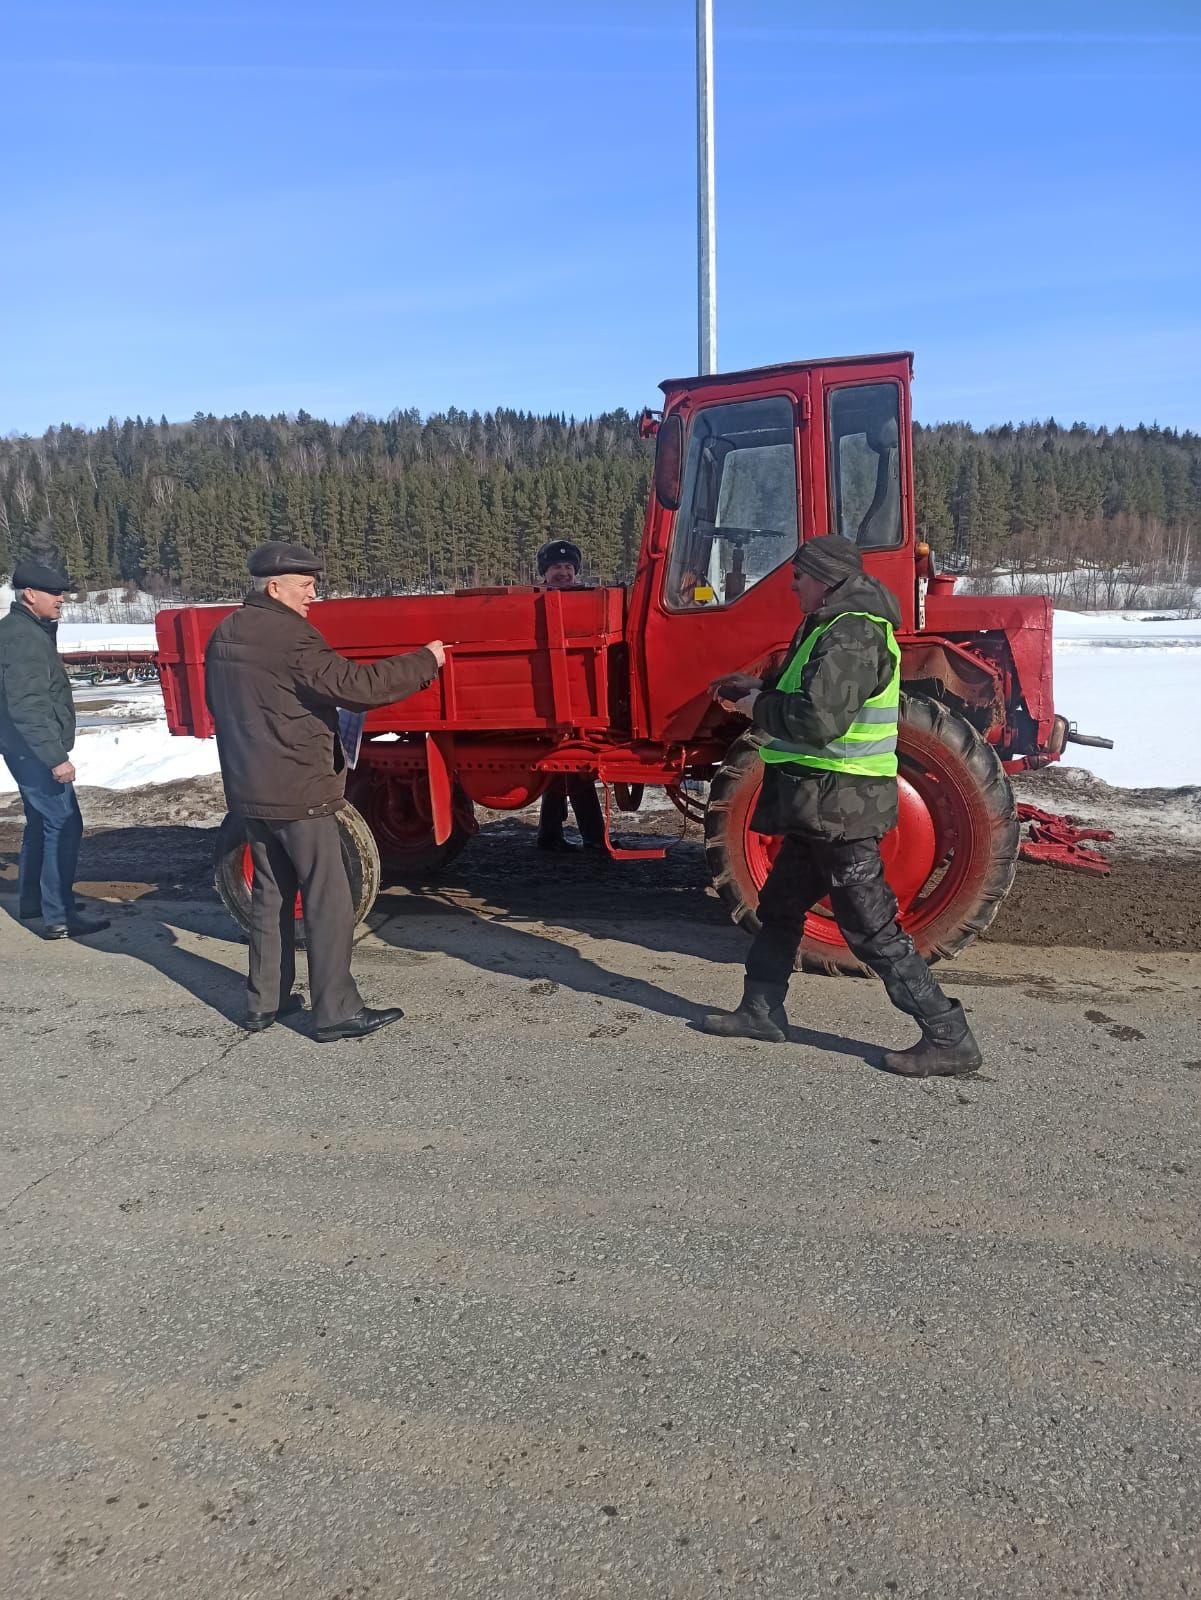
704, 693, 1019, 977
213, 803, 381, 947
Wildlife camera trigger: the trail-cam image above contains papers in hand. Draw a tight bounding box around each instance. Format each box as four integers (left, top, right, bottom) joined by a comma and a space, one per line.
337, 708, 367, 769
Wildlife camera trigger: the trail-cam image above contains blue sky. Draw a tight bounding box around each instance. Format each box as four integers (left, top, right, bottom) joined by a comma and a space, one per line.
3, 1, 1199, 433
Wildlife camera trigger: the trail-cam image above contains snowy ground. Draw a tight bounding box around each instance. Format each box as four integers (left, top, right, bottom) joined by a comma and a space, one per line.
0, 601, 1197, 794
1051, 610, 1201, 788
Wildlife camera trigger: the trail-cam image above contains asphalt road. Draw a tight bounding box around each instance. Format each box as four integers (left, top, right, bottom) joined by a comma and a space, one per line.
1, 880, 1198, 1599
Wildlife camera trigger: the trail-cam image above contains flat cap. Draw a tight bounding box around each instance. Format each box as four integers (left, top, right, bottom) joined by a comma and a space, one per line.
792, 534, 863, 586
248, 541, 325, 578
12, 557, 73, 594
537, 539, 582, 575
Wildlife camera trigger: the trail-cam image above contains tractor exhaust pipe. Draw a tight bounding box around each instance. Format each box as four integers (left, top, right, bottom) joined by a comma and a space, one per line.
1065, 725, 1115, 750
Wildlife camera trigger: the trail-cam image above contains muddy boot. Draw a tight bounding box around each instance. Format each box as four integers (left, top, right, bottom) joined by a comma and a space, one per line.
701, 980, 789, 1043
879, 1001, 982, 1078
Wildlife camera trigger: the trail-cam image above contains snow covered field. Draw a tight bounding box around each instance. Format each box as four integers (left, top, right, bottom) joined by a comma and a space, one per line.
1052, 611, 1201, 787
0, 601, 1197, 795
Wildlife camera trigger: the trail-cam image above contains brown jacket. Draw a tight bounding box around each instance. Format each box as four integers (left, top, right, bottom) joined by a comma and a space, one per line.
204, 590, 436, 821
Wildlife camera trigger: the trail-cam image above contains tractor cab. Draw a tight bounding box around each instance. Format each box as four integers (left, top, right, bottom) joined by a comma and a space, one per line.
629, 353, 918, 744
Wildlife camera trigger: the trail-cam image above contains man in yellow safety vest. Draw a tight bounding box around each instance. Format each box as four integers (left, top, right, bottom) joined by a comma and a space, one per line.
702, 534, 982, 1077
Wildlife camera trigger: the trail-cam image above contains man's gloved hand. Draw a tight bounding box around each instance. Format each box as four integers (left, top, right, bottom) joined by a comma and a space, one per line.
710, 671, 762, 705
729, 689, 760, 718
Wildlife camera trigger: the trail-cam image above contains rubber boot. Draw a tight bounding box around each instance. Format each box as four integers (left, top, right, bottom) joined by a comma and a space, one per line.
700, 980, 789, 1043
879, 1001, 982, 1078
537, 789, 577, 851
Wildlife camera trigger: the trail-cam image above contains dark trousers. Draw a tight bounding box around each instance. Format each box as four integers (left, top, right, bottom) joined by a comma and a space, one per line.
539, 776, 605, 846
246, 815, 363, 1030
3, 753, 83, 925
747, 835, 951, 1022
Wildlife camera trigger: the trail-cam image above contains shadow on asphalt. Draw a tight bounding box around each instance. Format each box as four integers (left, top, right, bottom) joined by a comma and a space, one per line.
1, 820, 248, 1026
0, 818, 867, 1051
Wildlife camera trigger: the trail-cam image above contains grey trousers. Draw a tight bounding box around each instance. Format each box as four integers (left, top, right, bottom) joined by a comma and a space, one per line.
245, 815, 363, 1030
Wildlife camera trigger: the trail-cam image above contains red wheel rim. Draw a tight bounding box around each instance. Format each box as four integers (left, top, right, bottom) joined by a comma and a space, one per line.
732, 707, 1004, 953
743, 777, 938, 951
351, 775, 437, 857
241, 843, 304, 918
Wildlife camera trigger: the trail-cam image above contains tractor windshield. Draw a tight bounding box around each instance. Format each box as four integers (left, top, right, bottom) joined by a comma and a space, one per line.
665, 394, 798, 609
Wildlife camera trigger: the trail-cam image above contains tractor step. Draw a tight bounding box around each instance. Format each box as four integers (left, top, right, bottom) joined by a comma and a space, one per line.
1017, 804, 1113, 875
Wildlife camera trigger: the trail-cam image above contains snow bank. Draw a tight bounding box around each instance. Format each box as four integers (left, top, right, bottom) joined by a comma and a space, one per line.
57, 623, 158, 651
1052, 645, 1200, 788
0, 582, 164, 624
0, 589, 160, 651
0, 718, 222, 794
1053, 609, 1201, 644
1047, 612, 1201, 786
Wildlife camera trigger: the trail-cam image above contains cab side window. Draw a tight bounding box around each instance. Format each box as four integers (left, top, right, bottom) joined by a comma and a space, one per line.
828, 383, 903, 550
665, 395, 798, 609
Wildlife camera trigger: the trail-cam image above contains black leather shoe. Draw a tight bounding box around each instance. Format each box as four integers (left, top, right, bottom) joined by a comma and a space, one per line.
41, 915, 110, 940
315, 1006, 404, 1043
244, 994, 306, 1033
536, 835, 579, 852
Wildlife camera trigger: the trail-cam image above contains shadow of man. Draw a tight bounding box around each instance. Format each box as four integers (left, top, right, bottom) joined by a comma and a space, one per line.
366, 888, 715, 1025
2, 823, 255, 1029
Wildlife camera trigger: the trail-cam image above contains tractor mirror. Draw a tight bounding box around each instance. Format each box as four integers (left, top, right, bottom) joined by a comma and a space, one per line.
653, 414, 684, 511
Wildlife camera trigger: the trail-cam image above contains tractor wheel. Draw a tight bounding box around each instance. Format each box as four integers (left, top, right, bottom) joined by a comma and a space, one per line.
704, 693, 1019, 976
345, 769, 477, 880
213, 803, 381, 946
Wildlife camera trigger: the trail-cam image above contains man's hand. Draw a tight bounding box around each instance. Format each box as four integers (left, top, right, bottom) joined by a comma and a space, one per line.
51, 760, 76, 784
721, 689, 760, 718
426, 640, 447, 670
710, 671, 762, 702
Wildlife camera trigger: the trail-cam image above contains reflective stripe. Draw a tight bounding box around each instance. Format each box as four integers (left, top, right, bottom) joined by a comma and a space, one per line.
771, 733, 898, 760
851, 704, 897, 725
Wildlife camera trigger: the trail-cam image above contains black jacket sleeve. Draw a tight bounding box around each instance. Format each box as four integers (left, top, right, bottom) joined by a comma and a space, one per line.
0, 650, 70, 768
293, 632, 438, 712
752, 616, 891, 747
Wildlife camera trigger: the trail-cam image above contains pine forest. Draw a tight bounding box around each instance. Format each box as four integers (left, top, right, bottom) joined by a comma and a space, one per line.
2, 407, 1198, 604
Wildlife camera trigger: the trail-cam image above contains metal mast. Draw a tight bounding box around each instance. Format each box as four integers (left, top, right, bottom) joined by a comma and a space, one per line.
696, 0, 717, 374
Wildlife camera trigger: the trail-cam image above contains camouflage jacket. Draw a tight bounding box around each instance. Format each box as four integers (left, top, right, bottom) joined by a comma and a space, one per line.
749, 572, 902, 841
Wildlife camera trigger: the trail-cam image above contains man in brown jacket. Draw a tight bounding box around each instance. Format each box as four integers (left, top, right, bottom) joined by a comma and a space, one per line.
205, 542, 444, 1042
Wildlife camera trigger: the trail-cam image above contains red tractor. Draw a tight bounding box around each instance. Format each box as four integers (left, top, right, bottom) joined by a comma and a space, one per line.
156, 351, 1103, 974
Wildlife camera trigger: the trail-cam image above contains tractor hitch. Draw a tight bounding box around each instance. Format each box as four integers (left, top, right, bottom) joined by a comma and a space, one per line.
1017, 804, 1113, 875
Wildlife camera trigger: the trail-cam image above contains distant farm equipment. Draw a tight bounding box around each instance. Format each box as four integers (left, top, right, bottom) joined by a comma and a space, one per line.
62, 649, 159, 686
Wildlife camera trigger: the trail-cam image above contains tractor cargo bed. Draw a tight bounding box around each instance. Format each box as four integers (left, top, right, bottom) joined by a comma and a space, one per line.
155, 586, 628, 740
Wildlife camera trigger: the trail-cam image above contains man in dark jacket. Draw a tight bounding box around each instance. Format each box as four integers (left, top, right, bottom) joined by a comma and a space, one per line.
0, 559, 109, 939
701, 535, 981, 1077
204, 542, 444, 1042
533, 538, 606, 852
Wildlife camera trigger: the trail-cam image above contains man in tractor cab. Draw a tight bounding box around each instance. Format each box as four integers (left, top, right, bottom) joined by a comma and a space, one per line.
204, 542, 446, 1043
702, 534, 982, 1078
533, 539, 606, 853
